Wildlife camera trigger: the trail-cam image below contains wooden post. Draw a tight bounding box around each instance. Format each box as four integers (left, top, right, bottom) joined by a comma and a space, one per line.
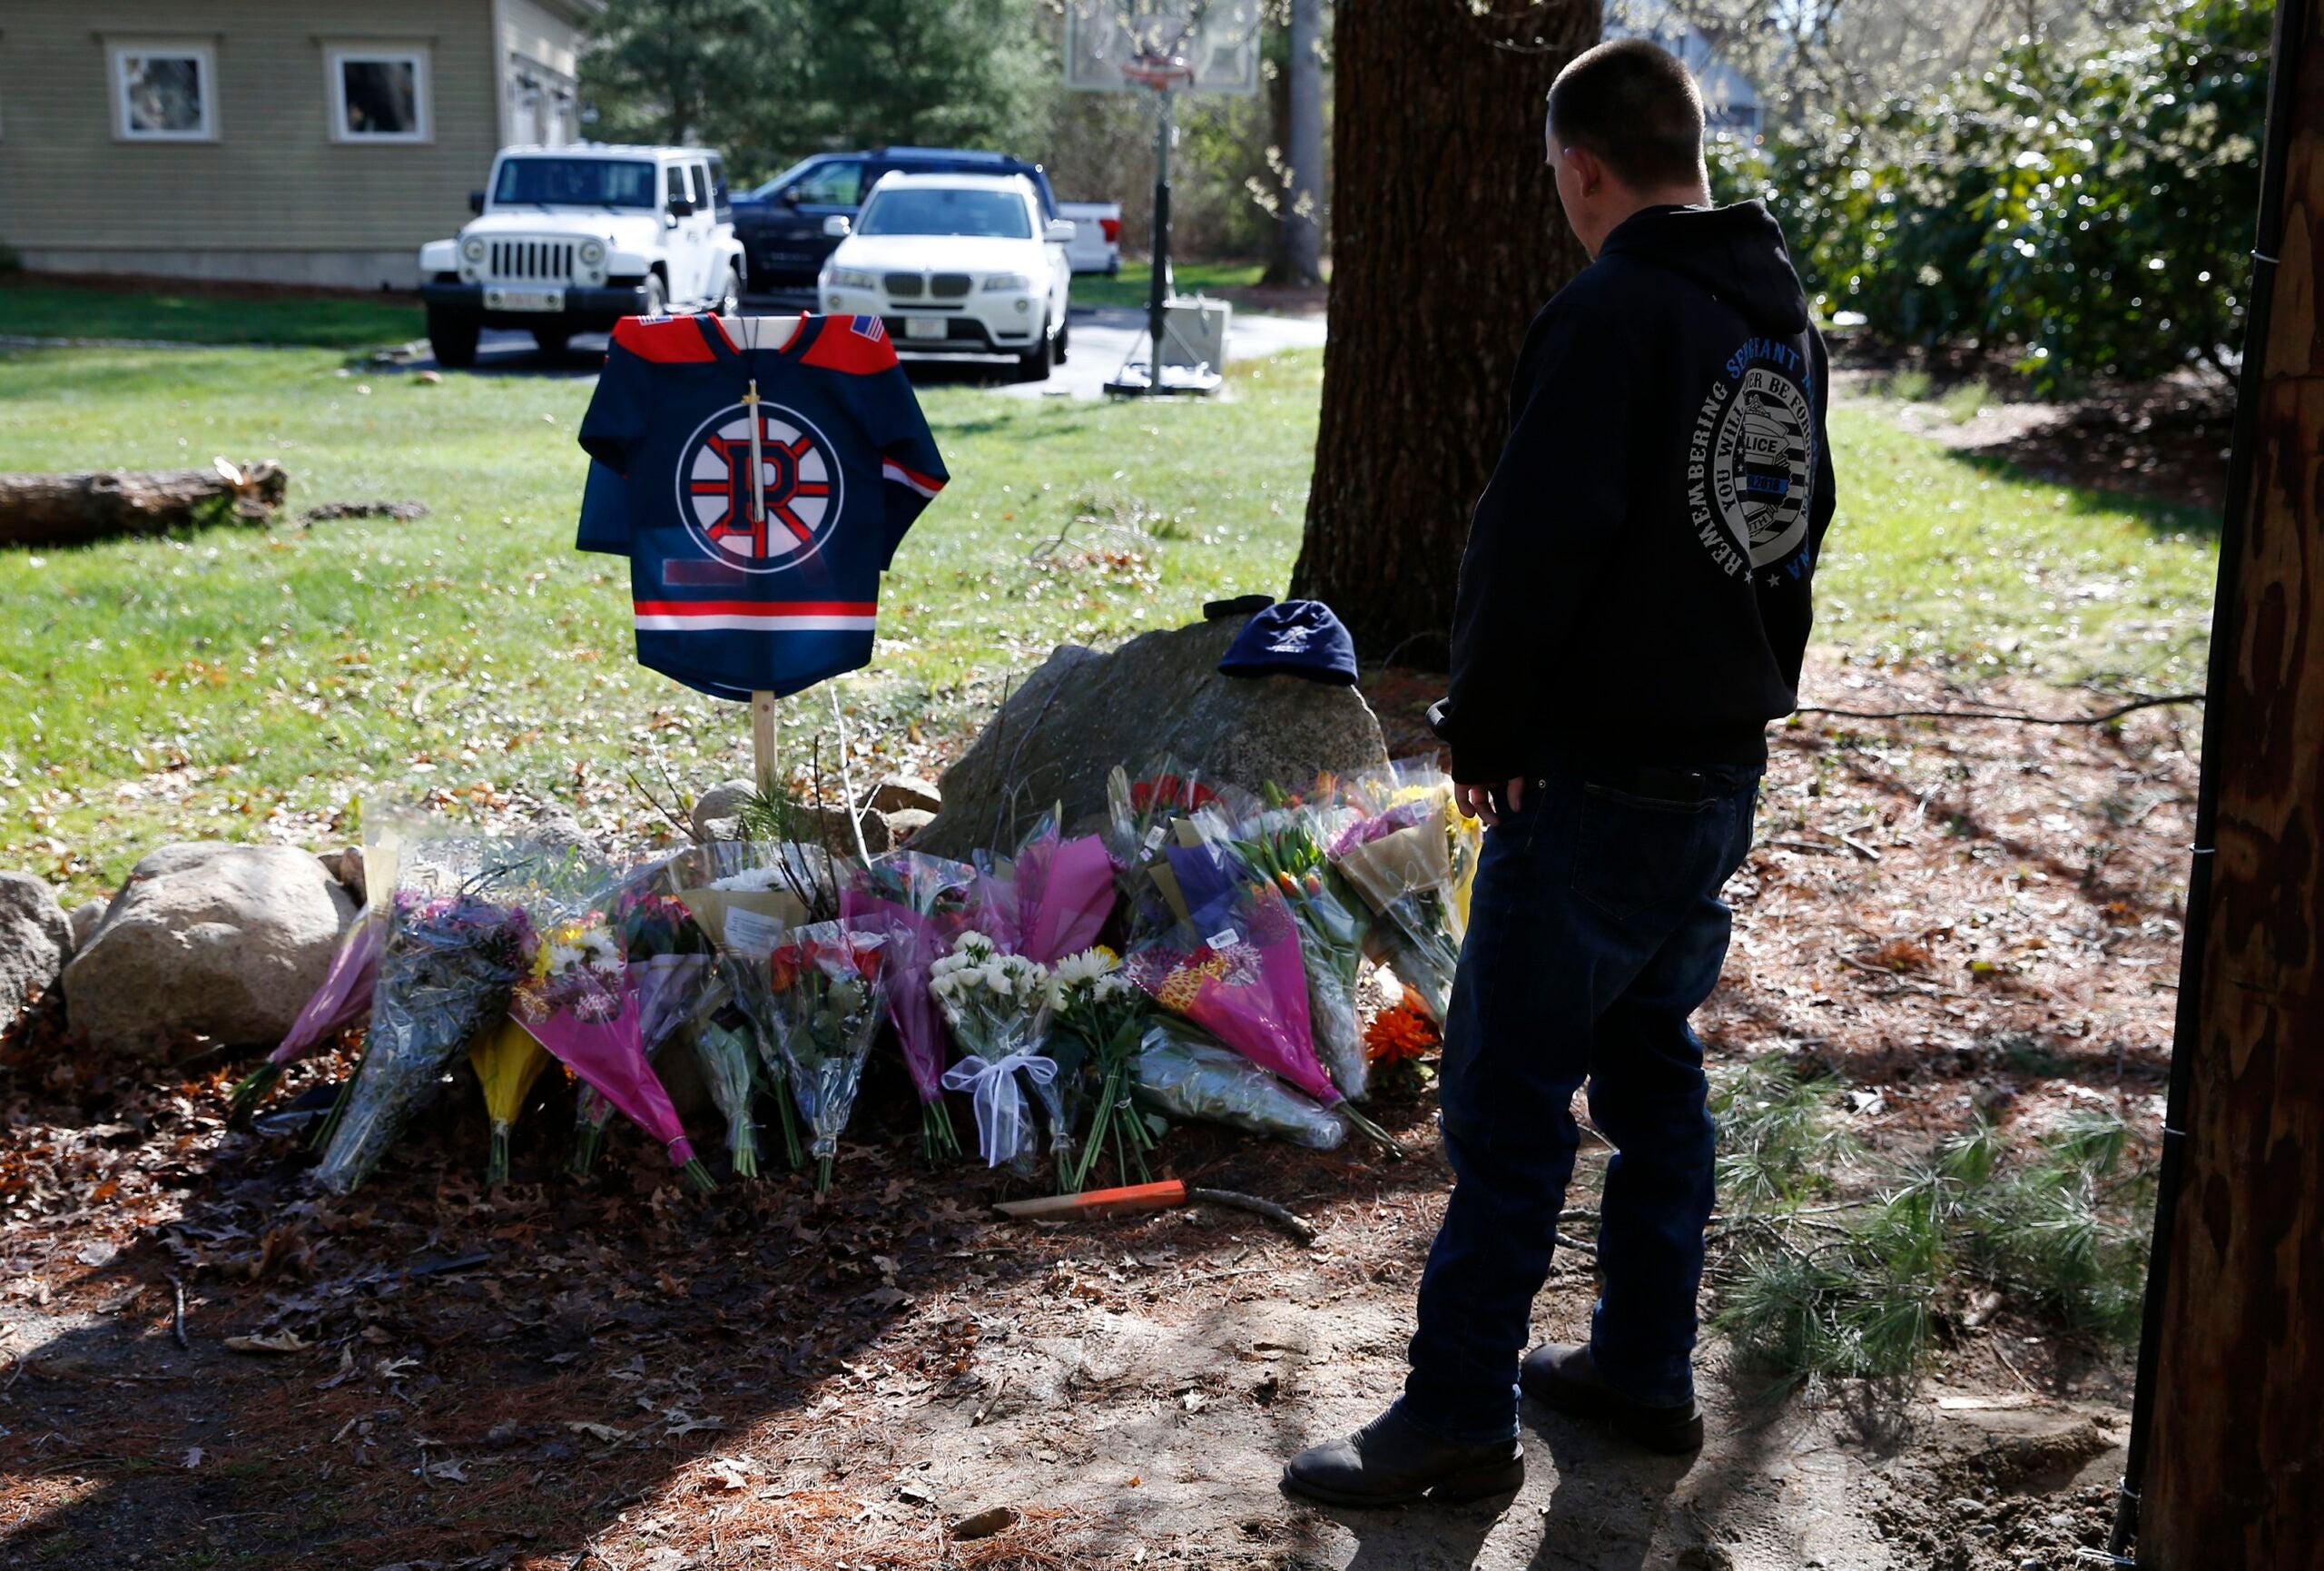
2133, 1, 2324, 1562
751, 691, 778, 798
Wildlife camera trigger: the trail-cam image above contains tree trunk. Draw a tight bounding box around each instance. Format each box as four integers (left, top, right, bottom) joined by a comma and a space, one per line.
2138, 1, 2324, 1564
1264, 0, 1326, 288
0, 461, 287, 547
1288, 0, 1595, 664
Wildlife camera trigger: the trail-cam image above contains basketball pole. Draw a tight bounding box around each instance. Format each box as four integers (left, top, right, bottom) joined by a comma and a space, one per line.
1144, 76, 1175, 397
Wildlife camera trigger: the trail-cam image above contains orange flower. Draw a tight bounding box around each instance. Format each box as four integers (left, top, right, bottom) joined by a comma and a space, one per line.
1364, 988, 1440, 1064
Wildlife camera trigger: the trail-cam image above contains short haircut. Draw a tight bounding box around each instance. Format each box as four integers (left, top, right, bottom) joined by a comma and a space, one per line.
1547, 38, 1706, 192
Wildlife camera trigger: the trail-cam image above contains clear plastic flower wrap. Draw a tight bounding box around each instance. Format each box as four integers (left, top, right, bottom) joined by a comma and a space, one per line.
564, 877, 714, 1174
311, 834, 542, 1192
748, 921, 888, 1195
1329, 763, 1468, 1023
841, 852, 978, 1161
1130, 1017, 1346, 1151
684, 968, 768, 1177
1047, 945, 1153, 1192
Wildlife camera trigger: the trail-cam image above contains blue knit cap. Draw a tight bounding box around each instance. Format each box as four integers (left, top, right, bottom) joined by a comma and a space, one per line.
1218, 599, 1359, 686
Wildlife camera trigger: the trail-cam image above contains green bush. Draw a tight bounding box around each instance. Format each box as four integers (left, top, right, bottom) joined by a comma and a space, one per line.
1715, 0, 2271, 391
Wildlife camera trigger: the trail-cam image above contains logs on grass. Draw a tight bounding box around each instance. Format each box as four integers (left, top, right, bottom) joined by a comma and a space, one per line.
0, 458, 288, 547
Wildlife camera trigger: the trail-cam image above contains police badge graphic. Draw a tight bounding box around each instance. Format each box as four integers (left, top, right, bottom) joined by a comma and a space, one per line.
1687, 339, 1816, 577
674, 401, 845, 574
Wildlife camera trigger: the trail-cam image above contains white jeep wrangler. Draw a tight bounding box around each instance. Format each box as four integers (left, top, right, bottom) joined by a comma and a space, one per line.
418, 143, 748, 367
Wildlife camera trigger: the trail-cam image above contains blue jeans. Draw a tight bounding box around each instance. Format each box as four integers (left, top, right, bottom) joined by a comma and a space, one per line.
1399, 758, 1759, 1444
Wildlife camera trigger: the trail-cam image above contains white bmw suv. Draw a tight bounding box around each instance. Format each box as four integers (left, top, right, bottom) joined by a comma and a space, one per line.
817, 173, 1075, 380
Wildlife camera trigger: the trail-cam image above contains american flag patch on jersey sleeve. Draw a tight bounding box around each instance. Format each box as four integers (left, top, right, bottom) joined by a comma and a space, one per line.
852, 315, 886, 341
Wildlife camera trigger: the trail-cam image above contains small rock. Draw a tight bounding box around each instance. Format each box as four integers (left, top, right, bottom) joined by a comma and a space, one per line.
950, 1506, 1018, 1541
0, 871, 74, 1033
808, 805, 891, 856
691, 778, 760, 841
417, 369, 443, 385
61, 843, 359, 1059
896, 1482, 932, 1507
860, 775, 941, 816
67, 900, 109, 952
697, 815, 744, 844
318, 846, 367, 906
885, 806, 936, 846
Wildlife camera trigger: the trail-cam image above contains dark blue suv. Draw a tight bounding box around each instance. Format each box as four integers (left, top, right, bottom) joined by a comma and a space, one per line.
733, 146, 1060, 291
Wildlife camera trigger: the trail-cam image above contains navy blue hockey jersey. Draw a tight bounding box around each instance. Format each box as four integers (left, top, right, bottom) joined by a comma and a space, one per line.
576, 312, 947, 701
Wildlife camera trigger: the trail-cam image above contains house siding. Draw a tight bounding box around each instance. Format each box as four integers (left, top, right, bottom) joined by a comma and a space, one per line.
0, 0, 587, 288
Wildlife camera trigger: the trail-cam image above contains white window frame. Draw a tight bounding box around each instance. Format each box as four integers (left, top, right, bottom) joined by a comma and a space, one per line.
110, 41, 218, 143
327, 44, 431, 144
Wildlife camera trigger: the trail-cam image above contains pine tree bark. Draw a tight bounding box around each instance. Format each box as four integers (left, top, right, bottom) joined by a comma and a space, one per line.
2139, 3, 2324, 1563
1289, 0, 1596, 664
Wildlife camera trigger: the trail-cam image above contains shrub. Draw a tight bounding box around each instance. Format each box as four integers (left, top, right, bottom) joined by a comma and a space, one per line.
1714, 0, 2271, 392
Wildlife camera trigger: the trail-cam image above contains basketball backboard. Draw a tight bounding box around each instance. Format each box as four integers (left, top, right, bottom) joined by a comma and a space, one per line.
1063, 0, 1262, 95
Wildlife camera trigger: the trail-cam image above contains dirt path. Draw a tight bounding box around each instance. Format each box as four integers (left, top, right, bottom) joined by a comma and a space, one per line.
0, 660, 2189, 1570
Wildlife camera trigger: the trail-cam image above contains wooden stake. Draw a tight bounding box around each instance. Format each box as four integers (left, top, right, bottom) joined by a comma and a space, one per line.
751, 691, 778, 798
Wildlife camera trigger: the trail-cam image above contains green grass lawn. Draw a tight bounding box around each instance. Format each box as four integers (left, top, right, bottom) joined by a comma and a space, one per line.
1069, 260, 1271, 311
0, 279, 425, 348
0, 341, 2217, 898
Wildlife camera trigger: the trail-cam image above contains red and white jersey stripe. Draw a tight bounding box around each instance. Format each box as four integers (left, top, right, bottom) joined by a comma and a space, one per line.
632, 599, 878, 633
882, 459, 946, 499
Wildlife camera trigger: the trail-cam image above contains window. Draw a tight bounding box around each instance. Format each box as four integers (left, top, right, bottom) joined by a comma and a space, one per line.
857, 187, 1033, 241
688, 163, 711, 210
112, 43, 215, 141
789, 159, 863, 207
705, 154, 733, 223
330, 46, 429, 143
493, 156, 658, 209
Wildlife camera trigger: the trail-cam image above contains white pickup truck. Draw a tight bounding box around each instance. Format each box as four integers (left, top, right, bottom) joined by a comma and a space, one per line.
1058, 201, 1122, 275
417, 143, 747, 367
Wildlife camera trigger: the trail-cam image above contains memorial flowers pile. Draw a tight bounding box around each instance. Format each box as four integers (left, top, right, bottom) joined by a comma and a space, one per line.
842, 853, 977, 1161
756, 922, 889, 1196
1046, 945, 1152, 1192
1329, 768, 1470, 1023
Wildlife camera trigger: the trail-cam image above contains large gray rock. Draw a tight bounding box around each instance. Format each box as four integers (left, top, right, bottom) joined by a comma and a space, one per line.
861, 775, 941, 816
916, 616, 1391, 858
691, 779, 758, 841
62, 844, 359, 1059
0, 872, 74, 1033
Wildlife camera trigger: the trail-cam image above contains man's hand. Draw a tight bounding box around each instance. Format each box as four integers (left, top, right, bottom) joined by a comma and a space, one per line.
1455, 778, 1526, 827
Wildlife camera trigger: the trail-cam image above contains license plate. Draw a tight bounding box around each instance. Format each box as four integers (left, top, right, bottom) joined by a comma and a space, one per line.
902, 317, 948, 341
486, 287, 565, 312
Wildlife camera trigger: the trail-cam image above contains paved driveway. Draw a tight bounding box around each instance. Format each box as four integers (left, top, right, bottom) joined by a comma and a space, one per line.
426, 304, 1325, 399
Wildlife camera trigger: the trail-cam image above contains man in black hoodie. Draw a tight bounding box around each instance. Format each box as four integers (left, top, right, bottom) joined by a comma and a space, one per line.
1285, 39, 1835, 1506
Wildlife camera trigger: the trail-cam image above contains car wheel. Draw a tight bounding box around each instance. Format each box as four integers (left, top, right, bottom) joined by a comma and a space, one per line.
1053, 315, 1070, 365
641, 272, 668, 319
530, 328, 570, 357
427, 307, 481, 371
1016, 317, 1052, 382
714, 263, 743, 318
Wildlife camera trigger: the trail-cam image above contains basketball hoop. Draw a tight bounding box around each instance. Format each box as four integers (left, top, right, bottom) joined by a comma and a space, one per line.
1120, 53, 1196, 92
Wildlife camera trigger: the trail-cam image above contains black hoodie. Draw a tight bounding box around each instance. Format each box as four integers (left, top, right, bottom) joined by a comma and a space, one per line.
1429, 202, 1836, 783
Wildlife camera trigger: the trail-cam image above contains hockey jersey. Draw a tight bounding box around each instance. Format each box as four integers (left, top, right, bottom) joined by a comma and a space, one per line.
576, 312, 948, 701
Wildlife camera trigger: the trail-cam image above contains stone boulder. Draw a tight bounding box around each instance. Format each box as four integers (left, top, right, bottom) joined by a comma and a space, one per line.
0, 872, 74, 1033
63, 844, 360, 1059
885, 806, 937, 846
861, 775, 942, 816
915, 616, 1392, 859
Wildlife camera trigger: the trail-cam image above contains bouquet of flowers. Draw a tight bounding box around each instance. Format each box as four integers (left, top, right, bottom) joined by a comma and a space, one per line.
749, 922, 888, 1196
1230, 798, 1373, 1102
1131, 1017, 1346, 1151
841, 852, 978, 1161
470, 1013, 552, 1186
1046, 946, 1153, 1192
1103, 761, 1225, 932
929, 931, 1055, 1172
514, 909, 714, 1192
685, 969, 782, 1177
668, 842, 819, 1170
312, 884, 532, 1193
566, 882, 715, 1173
1329, 766, 1469, 1023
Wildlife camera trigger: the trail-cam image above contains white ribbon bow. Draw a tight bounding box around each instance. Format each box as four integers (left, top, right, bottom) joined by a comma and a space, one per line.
941, 1049, 1059, 1168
